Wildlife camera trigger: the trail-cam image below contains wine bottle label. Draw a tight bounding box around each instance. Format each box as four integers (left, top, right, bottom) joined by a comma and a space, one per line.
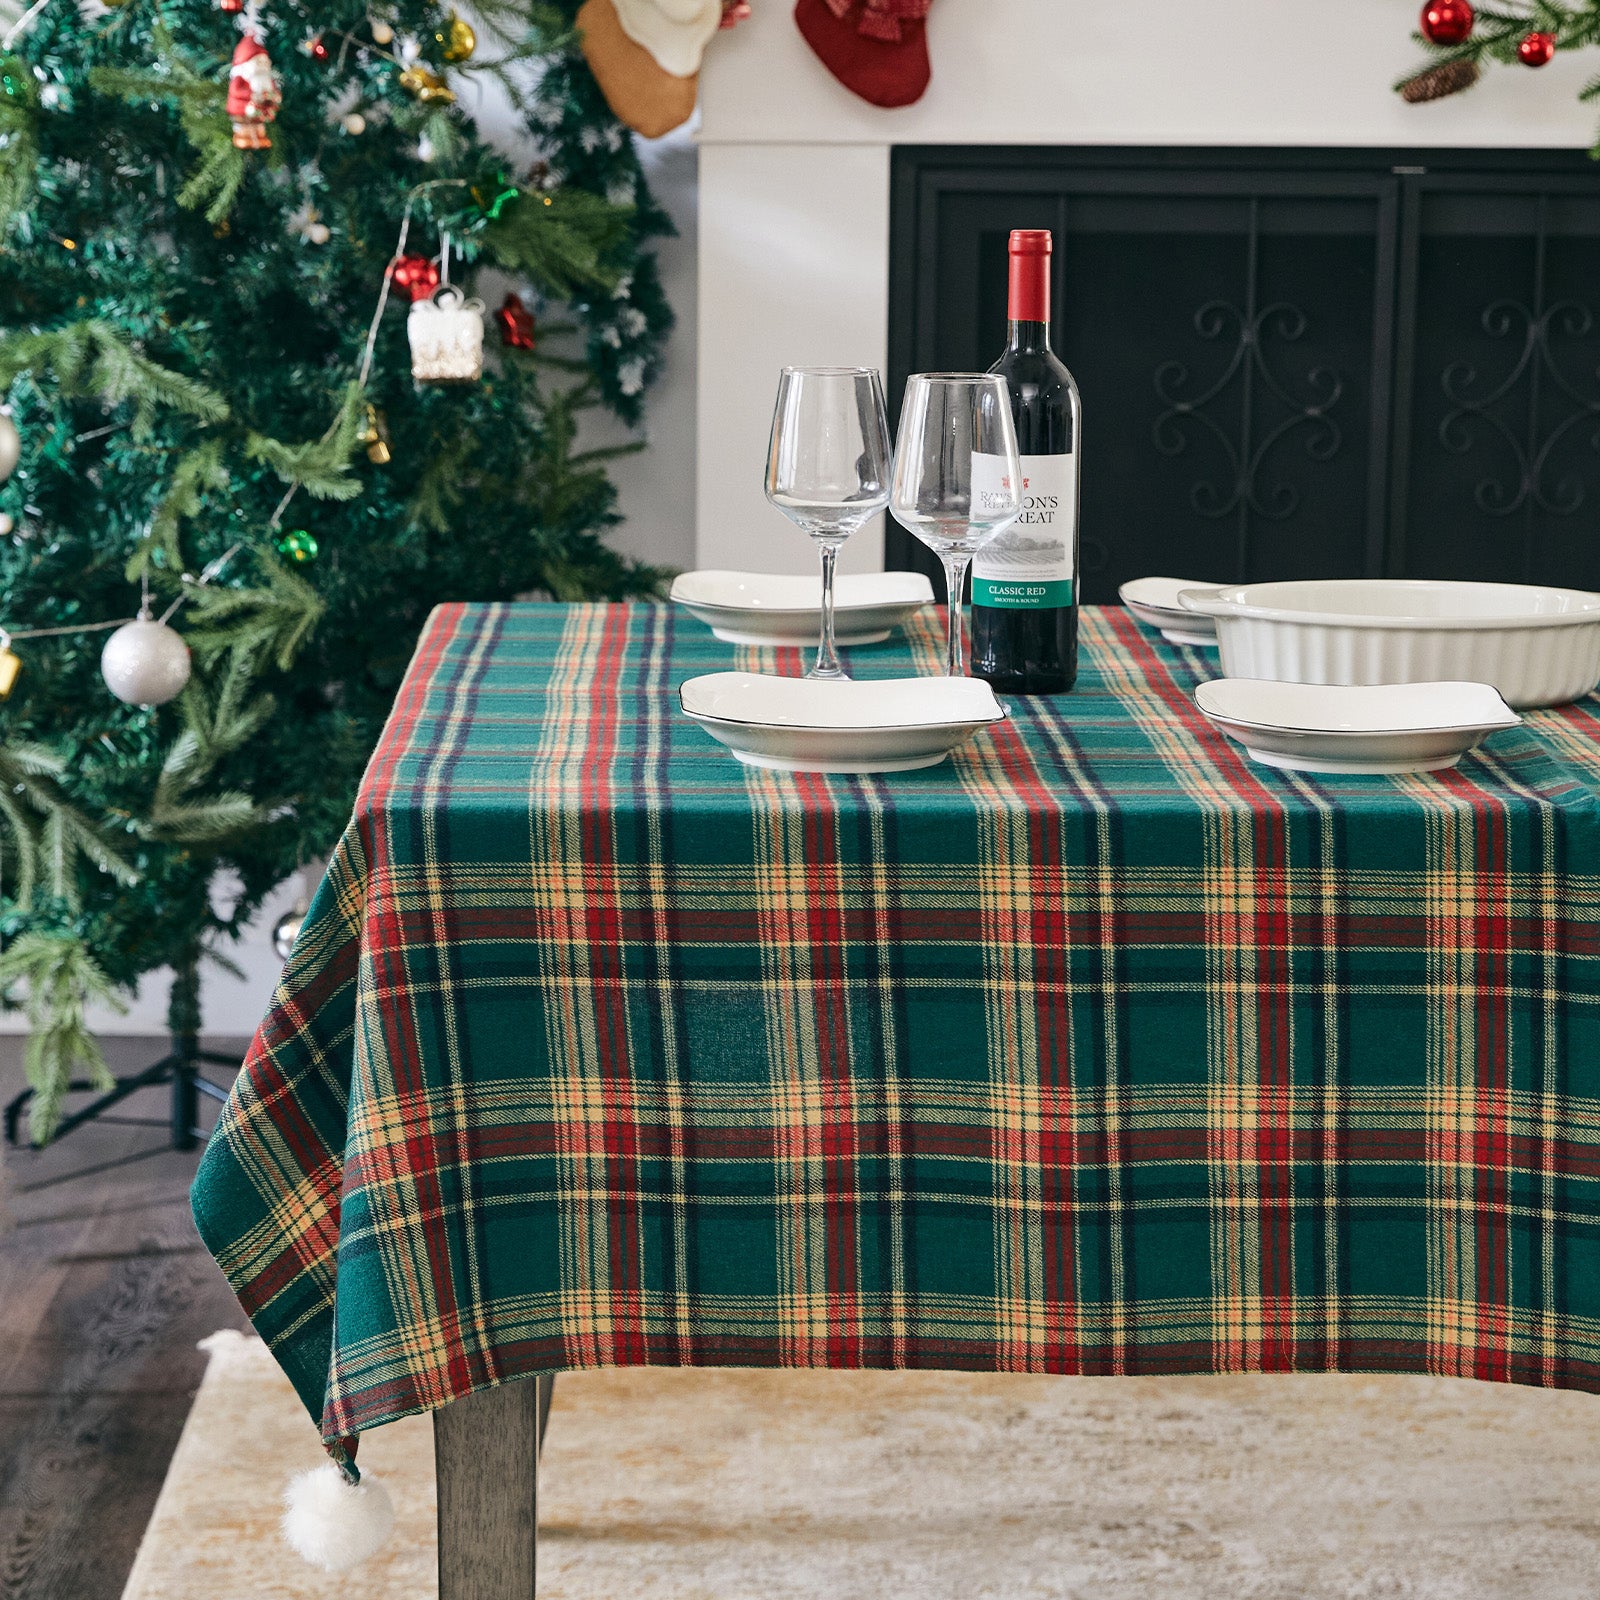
970, 453, 1076, 608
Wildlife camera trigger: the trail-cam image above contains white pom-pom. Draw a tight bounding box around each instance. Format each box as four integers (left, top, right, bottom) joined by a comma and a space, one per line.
281, 1462, 395, 1572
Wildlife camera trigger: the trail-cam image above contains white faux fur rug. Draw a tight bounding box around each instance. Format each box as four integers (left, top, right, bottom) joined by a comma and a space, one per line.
125, 1331, 1600, 1599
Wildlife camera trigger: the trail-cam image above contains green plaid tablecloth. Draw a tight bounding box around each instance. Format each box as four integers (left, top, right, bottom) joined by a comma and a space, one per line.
192, 601, 1600, 1466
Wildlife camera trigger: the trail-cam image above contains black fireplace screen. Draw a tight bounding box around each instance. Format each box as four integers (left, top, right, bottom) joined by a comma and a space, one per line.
887, 146, 1600, 601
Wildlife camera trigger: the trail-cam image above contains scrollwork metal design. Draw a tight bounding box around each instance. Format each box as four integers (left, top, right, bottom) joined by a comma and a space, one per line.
1439, 298, 1600, 518
1153, 300, 1344, 524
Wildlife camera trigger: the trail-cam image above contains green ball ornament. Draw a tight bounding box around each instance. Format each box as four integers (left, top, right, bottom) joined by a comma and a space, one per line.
277, 527, 319, 565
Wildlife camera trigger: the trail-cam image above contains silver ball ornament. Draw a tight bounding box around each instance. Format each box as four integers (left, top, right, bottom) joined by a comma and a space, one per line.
0, 412, 19, 484
343, 111, 367, 134
100, 616, 191, 706
272, 908, 305, 961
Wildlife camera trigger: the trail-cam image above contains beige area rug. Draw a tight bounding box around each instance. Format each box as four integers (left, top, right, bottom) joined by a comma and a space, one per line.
125, 1331, 1600, 1600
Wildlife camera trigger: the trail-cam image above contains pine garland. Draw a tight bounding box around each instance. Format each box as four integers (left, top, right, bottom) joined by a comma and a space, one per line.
0, 0, 674, 1142
1399, 0, 1600, 142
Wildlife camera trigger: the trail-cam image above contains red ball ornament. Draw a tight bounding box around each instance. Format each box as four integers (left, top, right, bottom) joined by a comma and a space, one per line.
307, 33, 330, 61
1518, 29, 1556, 64
1419, 0, 1473, 45
216, 0, 245, 11
495, 293, 536, 351
392, 254, 440, 302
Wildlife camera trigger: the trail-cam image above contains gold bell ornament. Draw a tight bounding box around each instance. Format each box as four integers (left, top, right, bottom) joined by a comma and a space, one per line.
0, 630, 21, 699
399, 63, 455, 103
359, 404, 392, 464
437, 11, 475, 60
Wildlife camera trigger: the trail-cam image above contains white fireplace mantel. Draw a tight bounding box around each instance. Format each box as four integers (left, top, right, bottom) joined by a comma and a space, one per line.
694, 0, 1600, 576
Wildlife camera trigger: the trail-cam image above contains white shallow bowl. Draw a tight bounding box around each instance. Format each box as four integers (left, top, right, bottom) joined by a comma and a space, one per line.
679, 671, 1006, 773
1179, 578, 1600, 709
670, 569, 935, 647
1194, 678, 1520, 774
1119, 576, 1223, 646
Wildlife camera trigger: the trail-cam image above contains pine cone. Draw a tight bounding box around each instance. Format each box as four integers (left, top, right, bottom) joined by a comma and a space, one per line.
1399, 57, 1481, 103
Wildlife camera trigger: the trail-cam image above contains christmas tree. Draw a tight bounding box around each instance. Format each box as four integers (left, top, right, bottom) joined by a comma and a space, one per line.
0, 0, 672, 1140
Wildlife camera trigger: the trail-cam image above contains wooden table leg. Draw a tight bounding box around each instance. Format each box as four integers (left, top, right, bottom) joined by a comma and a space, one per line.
537, 1373, 554, 1456
435, 1379, 541, 1600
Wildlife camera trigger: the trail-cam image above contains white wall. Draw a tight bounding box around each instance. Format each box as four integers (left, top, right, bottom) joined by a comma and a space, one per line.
588, 126, 700, 575
697, 0, 1600, 148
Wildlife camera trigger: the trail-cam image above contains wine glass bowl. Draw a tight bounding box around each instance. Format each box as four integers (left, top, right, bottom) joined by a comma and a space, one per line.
889, 373, 1023, 676
764, 366, 893, 680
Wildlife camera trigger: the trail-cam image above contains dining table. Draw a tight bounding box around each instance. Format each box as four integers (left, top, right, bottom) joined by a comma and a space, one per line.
192, 599, 1600, 1600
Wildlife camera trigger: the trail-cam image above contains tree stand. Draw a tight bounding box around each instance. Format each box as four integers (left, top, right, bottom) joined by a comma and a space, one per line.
3, 952, 238, 1150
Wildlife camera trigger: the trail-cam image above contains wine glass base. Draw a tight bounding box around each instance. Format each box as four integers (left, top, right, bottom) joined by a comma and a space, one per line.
805, 665, 850, 681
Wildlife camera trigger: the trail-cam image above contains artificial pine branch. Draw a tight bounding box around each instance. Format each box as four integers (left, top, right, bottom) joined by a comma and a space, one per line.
483, 188, 629, 298
91, 32, 248, 224
0, 53, 39, 230
131, 441, 232, 582
0, 933, 123, 1144
183, 560, 325, 671
0, 745, 138, 911
245, 382, 367, 499
0, 322, 228, 429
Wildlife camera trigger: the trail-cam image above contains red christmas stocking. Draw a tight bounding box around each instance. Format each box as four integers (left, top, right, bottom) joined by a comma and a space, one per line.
794, 0, 932, 108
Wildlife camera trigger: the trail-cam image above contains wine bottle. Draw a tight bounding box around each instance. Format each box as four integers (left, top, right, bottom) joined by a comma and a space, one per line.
972, 228, 1082, 695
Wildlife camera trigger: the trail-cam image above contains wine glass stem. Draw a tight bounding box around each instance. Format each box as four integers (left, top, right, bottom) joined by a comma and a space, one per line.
812, 537, 845, 680
941, 552, 973, 676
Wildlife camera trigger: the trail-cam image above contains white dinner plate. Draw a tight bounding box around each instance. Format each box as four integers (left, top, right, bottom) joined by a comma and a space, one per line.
670, 569, 935, 647
1119, 576, 1223, 646
679, 671, 1007, 773
1193, 678, 1520, 774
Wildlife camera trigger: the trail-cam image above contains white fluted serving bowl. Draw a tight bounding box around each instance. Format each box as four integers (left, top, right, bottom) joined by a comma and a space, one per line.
1178, 579, 1600, 709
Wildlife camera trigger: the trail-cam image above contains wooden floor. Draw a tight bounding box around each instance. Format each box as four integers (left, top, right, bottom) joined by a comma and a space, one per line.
0, 1037, 250, 1600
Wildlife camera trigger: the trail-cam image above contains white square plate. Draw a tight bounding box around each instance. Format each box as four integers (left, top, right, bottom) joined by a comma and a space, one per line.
679, 671, 1006, 773
1193, 678, 1520, 774
670, 569, 935, 646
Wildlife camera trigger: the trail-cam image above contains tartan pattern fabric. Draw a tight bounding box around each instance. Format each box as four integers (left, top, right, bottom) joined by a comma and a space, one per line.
192, 601, 1600, 1454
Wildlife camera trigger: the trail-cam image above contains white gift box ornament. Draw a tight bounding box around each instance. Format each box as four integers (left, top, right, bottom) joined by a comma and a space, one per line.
408, 285, 485, 383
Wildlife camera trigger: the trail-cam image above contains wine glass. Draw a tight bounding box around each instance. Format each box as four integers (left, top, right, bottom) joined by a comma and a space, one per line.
890, 373, 1023, 677
764, 366, 893, 680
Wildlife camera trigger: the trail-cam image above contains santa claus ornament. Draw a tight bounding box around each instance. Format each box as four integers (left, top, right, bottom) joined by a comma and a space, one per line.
228, 34, 281, 150
409, 285, 485, 382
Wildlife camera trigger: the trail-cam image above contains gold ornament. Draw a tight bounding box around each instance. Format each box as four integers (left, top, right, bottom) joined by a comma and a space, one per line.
437, 11, 476, 60
370, 15, 394, 43
0, 633, 20, 699
399, 64, 456, 103
358, 404, 392, 465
